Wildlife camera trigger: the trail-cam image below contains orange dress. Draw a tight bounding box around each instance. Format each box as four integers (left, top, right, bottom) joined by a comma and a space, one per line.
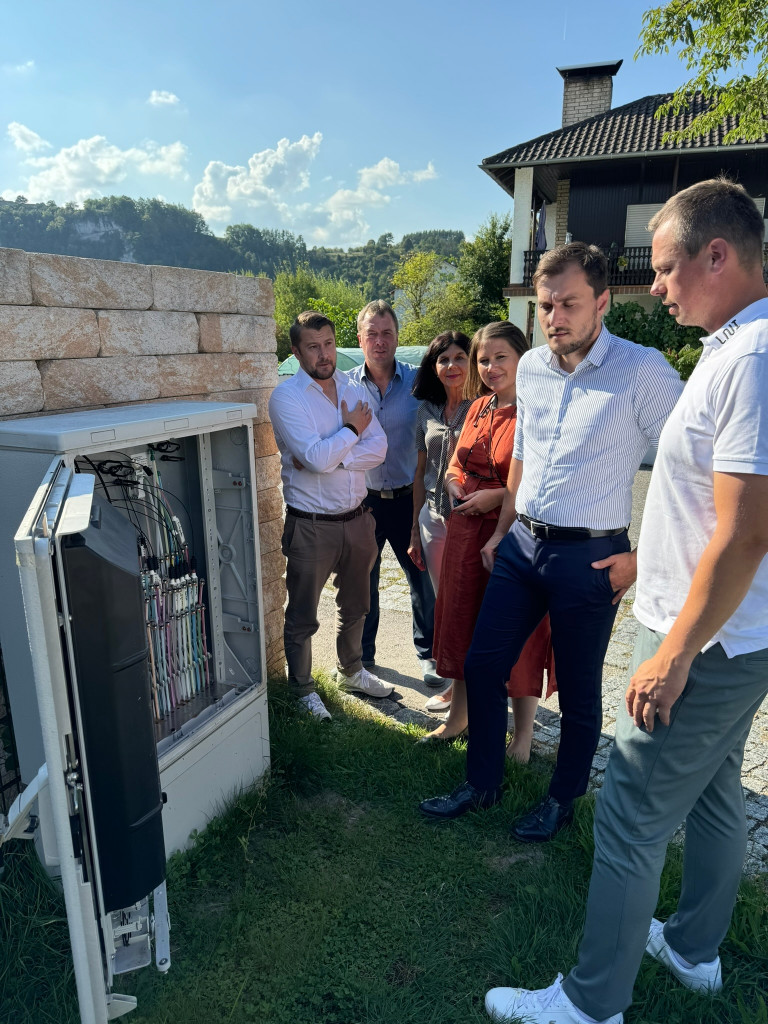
432, 395, 556, 698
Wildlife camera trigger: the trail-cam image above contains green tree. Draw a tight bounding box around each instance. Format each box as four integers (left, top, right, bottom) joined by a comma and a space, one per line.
306, 298, 359, 348
457, 212, 512, 324
392, 251, 448, 327
400, 229, 465, 257
225, 224, 307, 276
637, 1, 768, 142
273, 264, 366, 359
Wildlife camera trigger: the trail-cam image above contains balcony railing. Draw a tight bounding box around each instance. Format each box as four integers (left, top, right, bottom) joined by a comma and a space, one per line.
523, 246, 654, 287
523, 245, 768, 288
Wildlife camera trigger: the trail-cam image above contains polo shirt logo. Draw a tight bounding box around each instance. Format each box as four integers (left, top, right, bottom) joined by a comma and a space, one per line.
715, 319, 739, 345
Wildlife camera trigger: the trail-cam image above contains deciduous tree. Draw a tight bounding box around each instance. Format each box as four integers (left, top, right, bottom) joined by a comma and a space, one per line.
637, 1, 768, 142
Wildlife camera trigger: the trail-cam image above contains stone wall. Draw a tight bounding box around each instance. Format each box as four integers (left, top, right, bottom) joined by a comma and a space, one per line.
0, 246, 286, 673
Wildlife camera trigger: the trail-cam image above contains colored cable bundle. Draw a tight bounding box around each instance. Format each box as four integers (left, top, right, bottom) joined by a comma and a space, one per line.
77, 450, 213, 721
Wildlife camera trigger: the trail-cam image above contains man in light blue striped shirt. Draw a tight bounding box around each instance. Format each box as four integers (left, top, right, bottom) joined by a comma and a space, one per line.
420, 243, 682, 835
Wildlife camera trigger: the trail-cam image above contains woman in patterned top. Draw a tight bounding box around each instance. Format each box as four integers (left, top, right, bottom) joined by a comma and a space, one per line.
408, 331, 472, 713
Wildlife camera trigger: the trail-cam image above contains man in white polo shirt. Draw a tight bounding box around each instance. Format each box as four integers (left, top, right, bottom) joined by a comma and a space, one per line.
483, 180, 768, 1023
269, 310, 392, 720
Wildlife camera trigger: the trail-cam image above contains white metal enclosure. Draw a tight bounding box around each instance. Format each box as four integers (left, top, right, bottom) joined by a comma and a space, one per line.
0, 401, 271, 1022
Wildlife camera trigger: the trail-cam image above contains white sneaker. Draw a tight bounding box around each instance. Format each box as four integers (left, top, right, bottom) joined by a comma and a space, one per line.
485, 973, 622, 1023
646, 918, 722, 993
298, 691, 331, 721
335, 666, 393, 698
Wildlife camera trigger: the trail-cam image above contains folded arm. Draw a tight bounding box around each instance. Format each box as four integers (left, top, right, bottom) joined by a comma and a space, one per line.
269, 389, 383, 474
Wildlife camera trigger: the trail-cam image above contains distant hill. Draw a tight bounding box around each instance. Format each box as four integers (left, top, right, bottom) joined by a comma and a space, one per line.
0, 195, 464, 299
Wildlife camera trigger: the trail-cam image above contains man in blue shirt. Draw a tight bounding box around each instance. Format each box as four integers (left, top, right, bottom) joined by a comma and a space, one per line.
346, 300, 440, 684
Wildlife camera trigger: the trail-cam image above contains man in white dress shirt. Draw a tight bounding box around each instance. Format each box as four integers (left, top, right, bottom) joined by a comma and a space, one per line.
269, 311, 393, 720
420, 243, 682, 834
483, 180, 768, 1023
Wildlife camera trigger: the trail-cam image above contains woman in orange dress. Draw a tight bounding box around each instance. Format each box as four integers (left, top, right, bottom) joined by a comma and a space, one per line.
421, 321, 555, 759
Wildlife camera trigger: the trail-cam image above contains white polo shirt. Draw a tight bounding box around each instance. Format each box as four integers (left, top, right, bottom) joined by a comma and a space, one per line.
634, 297, 768, 656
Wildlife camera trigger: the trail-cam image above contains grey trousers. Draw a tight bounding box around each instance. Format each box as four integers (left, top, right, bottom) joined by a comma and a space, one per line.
282, 509, 377, 696
563, 624, 768, 1020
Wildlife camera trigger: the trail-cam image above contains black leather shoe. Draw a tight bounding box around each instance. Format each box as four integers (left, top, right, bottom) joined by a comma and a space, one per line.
511, 795, 574, 843
419, 781, 501, 819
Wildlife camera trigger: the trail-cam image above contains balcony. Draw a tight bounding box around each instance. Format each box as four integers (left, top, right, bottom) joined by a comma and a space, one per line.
523, 246, 654, 287
522, 245, 768, 288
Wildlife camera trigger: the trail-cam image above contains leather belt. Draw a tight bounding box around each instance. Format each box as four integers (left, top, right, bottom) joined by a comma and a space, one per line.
367, 484, 413, 500
286, 503, 368, 523
518, 513, 628, 541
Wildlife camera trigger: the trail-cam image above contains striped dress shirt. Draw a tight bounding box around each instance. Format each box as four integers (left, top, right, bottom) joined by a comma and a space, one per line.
513, 325, 683, 529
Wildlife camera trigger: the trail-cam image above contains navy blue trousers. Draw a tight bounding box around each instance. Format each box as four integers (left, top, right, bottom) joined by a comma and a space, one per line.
465, 519, 630, 804
362, 490, 436, 663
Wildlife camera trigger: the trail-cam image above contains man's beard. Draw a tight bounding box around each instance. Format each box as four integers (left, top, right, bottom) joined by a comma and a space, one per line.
309, 363, 335, 380
548, 312, 599, 357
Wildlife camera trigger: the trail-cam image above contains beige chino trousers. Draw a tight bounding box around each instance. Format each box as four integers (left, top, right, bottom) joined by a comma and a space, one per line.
282, 509, 377, 696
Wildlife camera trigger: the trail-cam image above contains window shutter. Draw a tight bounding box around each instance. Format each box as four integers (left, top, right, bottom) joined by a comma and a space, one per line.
624, 204, 665, 247
626, 199, 767, 247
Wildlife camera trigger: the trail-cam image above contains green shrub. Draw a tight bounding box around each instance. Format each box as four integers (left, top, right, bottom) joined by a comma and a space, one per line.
604, 299, 703, 353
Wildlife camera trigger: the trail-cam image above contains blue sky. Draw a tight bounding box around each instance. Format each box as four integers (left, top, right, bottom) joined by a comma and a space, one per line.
2, 0, 699, 247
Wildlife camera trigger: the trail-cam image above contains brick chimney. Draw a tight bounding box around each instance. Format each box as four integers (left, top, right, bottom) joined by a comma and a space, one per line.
557, 60, 623, 127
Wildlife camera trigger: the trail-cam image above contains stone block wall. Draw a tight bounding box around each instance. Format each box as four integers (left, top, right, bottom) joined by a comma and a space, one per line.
0, 247, 286, 673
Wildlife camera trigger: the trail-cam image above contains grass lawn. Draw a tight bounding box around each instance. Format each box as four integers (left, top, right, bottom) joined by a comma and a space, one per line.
1, 676, 767, 1024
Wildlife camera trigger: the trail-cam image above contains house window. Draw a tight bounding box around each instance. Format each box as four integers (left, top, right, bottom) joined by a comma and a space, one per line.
625, 199, 767, 248
624, 204, 665, 247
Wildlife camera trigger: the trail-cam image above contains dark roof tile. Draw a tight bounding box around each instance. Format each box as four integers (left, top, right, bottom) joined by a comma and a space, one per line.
483, 93, 767, 167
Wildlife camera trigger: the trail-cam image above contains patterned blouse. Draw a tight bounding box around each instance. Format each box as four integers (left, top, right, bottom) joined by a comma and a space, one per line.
415, 398, 473, 519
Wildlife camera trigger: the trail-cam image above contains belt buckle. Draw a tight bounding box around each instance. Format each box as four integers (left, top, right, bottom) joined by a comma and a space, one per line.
381, 488, 394, 499
526, 516, 546, 538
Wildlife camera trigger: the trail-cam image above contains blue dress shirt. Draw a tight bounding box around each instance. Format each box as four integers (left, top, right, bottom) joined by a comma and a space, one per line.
346, 359, 420, 490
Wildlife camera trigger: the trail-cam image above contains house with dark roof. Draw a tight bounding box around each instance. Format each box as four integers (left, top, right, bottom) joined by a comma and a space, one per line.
482, 60, 768, 341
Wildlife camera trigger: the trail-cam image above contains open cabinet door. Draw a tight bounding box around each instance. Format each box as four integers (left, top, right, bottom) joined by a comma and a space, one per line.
13, 460, 169, 1023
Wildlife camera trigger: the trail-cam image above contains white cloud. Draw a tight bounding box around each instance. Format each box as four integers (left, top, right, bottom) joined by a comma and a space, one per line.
412, 162, 437, 183
148, 90, 180, 106
192, 132, 323, 224
4, 60, 35, 75
311, 158, 438, 244
358, 157, 437, 190
192, 138, 437, 245
3, 124, 189, 204
7, 122, 50, 153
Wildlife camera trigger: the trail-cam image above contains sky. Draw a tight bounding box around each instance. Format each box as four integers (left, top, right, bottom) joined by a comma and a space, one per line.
1, 0, 702, 248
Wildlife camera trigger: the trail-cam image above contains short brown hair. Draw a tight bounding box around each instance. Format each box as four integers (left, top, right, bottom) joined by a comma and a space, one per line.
464, 321, 529, 399
357, 299, 399, 333
290, 310, 335, 349
648, 176, 765, 269
532, 242, 608, 298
